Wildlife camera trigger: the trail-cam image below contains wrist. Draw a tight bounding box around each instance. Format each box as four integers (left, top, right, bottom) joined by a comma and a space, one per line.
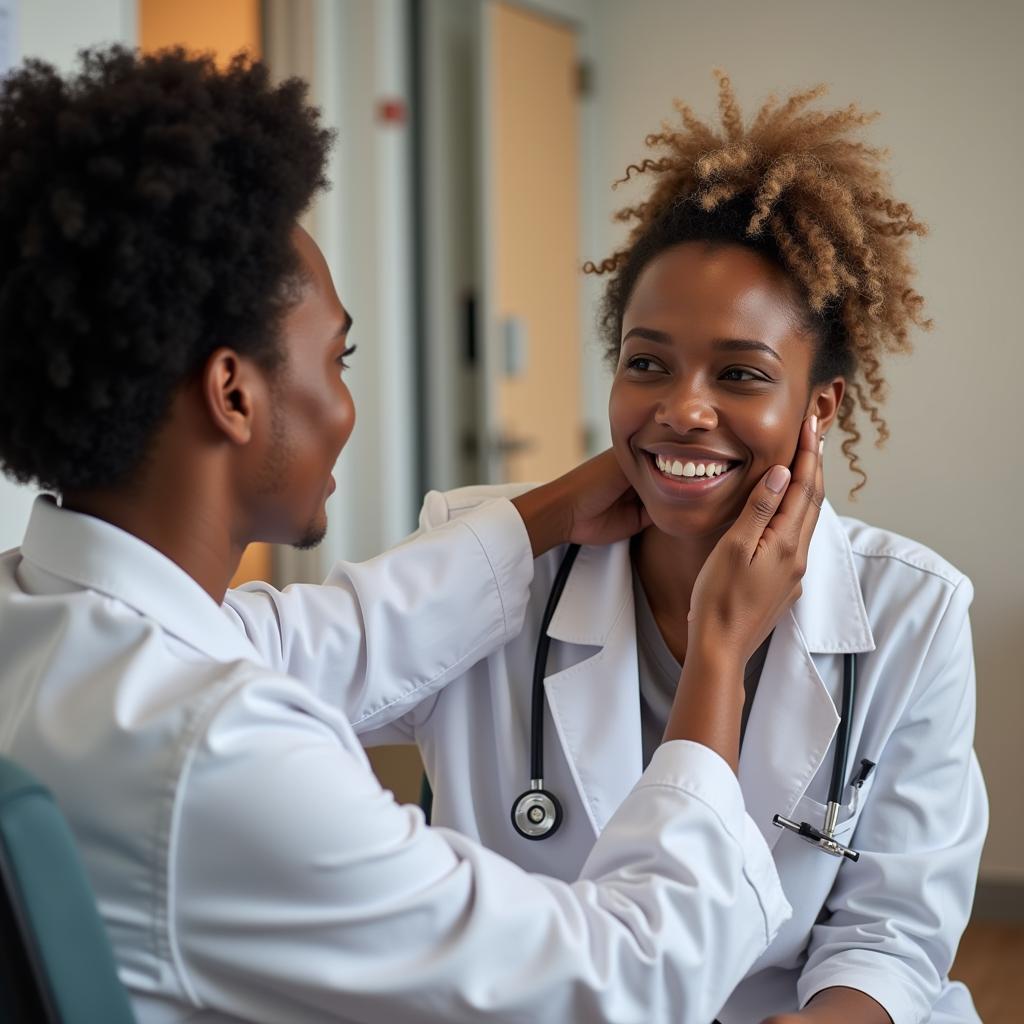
510, 482, 572, 558
683, 637, 745, 686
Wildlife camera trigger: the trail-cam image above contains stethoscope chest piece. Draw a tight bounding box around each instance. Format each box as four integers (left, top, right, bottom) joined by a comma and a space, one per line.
511, 782, 563, 840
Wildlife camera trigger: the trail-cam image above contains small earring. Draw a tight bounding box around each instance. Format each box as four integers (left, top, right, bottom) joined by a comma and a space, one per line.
818, 435, 826, 456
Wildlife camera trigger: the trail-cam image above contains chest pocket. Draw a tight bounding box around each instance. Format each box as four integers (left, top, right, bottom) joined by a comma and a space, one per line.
789, 770, 877, 841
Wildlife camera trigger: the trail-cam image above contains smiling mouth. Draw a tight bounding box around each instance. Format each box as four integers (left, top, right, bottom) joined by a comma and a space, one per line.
647, 452, 740, 483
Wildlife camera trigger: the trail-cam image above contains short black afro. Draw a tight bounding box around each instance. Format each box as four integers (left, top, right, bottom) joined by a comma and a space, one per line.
0, 45, 333, 493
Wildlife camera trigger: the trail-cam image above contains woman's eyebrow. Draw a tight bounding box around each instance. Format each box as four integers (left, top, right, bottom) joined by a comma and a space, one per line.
621, 326, 672, 345
622, 327, 782, 365
712, 338, 782, 363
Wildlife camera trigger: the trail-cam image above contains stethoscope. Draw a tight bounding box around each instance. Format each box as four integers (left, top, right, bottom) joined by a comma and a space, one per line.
510, 543, 873, 862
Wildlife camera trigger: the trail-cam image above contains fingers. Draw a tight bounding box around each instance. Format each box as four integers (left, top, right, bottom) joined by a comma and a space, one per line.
725, 462, 792, 563
797, 424, 826, 559
767, 416, 824, 554
608, 486, 651, 536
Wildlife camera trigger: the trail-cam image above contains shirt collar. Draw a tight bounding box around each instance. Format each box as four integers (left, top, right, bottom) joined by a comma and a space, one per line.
20, 495, 262, 665
548, 498, 874, 655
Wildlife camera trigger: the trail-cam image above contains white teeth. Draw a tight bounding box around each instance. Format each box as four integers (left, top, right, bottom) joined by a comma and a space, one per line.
653, 455, 731, 480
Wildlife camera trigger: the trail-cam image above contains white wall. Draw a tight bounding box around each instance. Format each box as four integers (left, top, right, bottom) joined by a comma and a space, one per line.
0, 0, 136, 551
588, 0, 1024, 881
314, 0, 417, 565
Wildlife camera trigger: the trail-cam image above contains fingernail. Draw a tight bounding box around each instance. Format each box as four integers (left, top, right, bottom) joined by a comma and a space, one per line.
818, 437, 825, 456
809, 414, 818, 436
766, 465, 790, 493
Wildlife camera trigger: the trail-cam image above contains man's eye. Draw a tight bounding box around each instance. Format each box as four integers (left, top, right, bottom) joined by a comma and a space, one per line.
337, 344, 357, 371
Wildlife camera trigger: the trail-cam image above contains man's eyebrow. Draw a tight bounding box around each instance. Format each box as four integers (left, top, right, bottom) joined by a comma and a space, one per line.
711, 338, 782, 363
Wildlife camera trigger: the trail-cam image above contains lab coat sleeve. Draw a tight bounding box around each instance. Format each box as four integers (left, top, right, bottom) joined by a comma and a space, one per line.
221, 497, 533, 731
171, 677, 791, 1024
796, 578, 987, 1024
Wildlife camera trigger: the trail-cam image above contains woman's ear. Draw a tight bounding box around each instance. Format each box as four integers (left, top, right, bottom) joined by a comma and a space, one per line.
810, 377, 845, 437
202, 347, 262, 446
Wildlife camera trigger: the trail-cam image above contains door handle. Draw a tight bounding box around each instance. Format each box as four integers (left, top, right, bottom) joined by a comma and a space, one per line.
490, 433, 536, 456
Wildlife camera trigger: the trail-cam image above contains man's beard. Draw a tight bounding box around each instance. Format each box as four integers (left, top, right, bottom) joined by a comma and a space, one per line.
257, 391, 328, 552
292, 518, 327, 551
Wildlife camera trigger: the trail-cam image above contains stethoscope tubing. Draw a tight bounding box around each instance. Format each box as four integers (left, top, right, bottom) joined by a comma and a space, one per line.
828, 652, 856, 810
516, 542, 862, 861
528, 543, 581, 781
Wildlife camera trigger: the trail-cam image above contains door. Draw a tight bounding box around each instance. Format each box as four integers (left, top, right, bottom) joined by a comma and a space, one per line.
481, 2, 583, 484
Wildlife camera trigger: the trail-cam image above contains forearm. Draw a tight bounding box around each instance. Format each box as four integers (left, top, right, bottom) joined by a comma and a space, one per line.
227, 501, 534, 723
663, 644, 745, 772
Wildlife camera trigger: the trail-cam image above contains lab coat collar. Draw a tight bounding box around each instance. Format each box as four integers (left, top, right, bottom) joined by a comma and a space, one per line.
20, 496, 261, 665
542, 540, 643, 835
540, 498, 875, 839
791, 498, 875, 655
547, 498, 874, 655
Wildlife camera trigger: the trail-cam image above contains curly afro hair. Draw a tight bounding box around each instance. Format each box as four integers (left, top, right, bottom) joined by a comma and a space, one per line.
584, 71, 931, 494
0, 45, 333, 493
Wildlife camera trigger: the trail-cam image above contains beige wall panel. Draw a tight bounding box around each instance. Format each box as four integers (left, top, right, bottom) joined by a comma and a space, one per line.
591, 0, 1023, 881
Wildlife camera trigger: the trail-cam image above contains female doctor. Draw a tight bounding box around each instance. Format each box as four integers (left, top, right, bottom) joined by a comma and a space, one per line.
376, 77, 988, 1024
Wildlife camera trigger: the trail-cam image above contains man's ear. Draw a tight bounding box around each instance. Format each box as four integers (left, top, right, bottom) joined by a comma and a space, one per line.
810, 377, 845, 437
202, 347, 263, 446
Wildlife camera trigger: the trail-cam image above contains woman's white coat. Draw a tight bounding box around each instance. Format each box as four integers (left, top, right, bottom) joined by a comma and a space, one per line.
370, 485, 987, 1024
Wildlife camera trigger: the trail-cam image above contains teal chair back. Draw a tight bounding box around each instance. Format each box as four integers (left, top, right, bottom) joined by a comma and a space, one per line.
0, 756, 136, 1024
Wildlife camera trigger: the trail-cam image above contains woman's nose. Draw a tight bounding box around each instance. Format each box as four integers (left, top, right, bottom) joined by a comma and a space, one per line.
654, 382, 718, 433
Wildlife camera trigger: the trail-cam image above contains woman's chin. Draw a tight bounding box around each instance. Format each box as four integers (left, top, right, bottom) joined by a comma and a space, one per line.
643, 506, 734, 542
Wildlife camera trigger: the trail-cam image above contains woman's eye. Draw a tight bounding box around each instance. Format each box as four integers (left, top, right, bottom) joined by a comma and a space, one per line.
720, 367, 766, 382
624, 355, 662, 374
337, 344, 357, 372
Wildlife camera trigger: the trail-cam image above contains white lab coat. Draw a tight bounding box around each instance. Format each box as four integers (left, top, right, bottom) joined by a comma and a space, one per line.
370, 485, 987, 1024
0, 494, 790, 1024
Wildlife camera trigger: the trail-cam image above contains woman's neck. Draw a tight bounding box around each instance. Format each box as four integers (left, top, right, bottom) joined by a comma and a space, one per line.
633, 525, 727, 665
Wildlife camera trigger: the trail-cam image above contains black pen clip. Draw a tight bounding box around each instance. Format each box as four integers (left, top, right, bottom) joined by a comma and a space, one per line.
851, 758, 876, 789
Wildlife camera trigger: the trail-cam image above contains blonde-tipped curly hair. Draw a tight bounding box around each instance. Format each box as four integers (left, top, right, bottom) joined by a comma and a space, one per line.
584, 71, 931, 495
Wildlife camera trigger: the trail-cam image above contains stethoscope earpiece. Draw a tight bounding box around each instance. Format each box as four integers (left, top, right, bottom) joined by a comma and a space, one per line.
511, 784, 563, 840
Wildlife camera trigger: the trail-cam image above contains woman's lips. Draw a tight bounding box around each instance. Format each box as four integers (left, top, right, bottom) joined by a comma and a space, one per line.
642, 451, 741, 501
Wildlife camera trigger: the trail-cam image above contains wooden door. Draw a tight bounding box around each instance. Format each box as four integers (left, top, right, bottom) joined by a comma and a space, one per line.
484, 2, 583, 483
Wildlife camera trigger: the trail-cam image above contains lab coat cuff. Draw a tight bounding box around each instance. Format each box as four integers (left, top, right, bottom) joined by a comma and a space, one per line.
643, 741, 791, 944
797, 960, 927, 1024
453, 498, 535, 642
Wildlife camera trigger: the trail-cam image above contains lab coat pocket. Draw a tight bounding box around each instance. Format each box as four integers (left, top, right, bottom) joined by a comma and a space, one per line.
790, 774, 875, 840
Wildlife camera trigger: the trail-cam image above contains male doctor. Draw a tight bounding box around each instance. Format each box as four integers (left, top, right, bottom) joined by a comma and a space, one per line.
0, 47, 824, 1023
